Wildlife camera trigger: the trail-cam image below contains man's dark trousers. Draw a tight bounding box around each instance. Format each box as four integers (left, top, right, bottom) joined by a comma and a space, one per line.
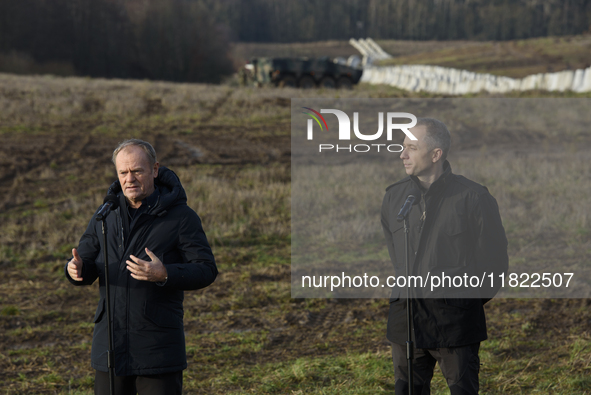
392, 342, 480, 395
94, 370, 182, 395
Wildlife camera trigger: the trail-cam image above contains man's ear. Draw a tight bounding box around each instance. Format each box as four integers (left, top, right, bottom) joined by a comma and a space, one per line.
153, 162, 160, 178
431, 148, 443, 163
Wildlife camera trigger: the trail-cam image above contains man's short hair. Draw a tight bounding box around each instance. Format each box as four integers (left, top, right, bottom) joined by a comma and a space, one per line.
416, 117, 451, 161
112, 139, 158, 166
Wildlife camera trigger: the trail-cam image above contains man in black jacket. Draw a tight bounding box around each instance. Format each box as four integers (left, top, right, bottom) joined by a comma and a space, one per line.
65, 139, 217, 395
381, 119, 508, 394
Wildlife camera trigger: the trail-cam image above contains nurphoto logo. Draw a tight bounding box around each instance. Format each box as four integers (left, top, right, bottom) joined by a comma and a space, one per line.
302, 108, 418, 153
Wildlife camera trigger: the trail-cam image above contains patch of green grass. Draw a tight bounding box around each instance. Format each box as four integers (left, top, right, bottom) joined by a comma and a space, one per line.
0, 305, 20, 316
185, 352, 396, 394
0, 124, 44, 134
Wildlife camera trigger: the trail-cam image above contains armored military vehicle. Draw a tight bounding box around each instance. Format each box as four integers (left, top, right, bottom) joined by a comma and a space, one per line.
245, 57, 363, 89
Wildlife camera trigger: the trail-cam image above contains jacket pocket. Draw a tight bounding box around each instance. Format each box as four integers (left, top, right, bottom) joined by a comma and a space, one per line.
93, 299, 106, 323
389, 288, 401, 304
144, 302, 183, 329
429, 215, 469, 268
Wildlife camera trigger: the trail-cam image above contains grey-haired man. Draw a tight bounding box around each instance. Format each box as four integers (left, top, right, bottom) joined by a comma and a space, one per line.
66, 139, 217, 394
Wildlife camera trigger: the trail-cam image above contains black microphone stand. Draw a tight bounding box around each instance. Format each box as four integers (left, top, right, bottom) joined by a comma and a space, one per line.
96, 196, 118, 395
403, 214, 414, 395
100, 219, 115, 395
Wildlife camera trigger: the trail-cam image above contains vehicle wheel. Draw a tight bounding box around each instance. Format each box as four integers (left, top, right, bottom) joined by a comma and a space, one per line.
319, 76, 336, 89
298, 75, 316, 89
336, 77, 353, 89
278, 75, 297, 88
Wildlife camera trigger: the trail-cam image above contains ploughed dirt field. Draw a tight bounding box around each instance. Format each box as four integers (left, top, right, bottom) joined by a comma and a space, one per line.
0, 72, 590, 394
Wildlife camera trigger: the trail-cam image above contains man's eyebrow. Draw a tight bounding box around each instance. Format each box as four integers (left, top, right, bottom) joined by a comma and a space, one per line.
119, 167, 144, 173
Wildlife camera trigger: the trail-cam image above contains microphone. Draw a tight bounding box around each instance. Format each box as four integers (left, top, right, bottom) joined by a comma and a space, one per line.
397, 193, 418, 222
95, 195, 120, 221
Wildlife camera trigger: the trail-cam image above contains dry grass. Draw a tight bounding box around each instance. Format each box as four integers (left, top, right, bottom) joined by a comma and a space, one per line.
0, 164, 291, 265
0, 72, 389, 134
454, 149, 591, 237
293, 148, 591, 245
178, 164, 291, 242
2, 71, 589, 137
0, 73, 233, 124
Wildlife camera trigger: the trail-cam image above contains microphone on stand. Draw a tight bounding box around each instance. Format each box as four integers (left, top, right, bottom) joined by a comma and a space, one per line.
96, 195, 120, 221
397, 192, 419, 222
397, 188, 420, 395
94, 193, 120, 394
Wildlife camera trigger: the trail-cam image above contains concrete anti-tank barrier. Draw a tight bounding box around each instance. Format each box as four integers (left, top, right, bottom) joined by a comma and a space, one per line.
352, 38, 591, 94
360, 63, 591, 94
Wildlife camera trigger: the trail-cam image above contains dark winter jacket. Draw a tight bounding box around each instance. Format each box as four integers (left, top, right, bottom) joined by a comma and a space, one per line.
65, 166, 217, 375
381, 161, 508, 348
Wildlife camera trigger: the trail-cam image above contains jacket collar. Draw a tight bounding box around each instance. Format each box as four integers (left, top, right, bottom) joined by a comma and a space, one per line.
138, 186, 160, 211
410, 160, 452, 196
105, 166, 187, 216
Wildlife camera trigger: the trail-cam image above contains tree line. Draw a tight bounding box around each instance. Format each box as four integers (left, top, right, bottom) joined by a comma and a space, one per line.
212, 0, 591, 42
0, 0, 235, 83
0, 0, 589, 83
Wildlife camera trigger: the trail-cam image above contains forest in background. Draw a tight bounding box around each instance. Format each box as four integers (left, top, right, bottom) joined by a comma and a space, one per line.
0, 0, 590, 83
0, 0, 236, 82
210, 0, 591, 42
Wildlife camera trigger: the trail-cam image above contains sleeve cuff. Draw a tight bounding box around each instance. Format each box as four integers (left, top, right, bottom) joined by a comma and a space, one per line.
156, 276, 168, 287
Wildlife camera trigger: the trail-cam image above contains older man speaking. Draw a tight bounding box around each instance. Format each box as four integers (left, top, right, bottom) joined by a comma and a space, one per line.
66, 139, 217, 395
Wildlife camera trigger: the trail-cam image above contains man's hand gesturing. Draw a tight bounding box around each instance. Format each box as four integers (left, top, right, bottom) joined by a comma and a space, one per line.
67, 248, 84, 281
126, 248, 168, 282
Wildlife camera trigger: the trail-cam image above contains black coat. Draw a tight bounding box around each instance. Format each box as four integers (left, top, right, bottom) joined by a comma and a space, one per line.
381, 161, 508, 348
65, 167, 217, 375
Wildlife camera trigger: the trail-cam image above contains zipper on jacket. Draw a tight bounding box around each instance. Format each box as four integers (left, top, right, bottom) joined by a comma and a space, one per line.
118, 210, 125, 250
418, 193, 427, 234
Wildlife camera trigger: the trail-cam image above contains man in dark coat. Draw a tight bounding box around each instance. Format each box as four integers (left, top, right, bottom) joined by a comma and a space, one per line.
381, 119, 508, 394
65, 139, 217, 395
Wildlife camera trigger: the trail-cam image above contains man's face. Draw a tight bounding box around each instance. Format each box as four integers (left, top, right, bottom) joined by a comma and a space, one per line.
400, 125, 436, 178
115, 145, 159, 208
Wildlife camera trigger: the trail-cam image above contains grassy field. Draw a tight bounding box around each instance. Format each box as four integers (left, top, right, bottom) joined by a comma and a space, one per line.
0, 50, 590, 395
